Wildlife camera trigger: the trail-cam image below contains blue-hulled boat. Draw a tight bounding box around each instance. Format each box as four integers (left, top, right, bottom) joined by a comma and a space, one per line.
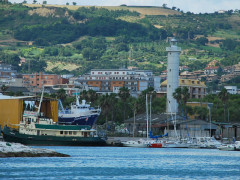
58, 97, 101, 127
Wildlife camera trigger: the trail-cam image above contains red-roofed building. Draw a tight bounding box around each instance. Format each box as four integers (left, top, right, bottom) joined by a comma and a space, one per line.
204, 66, 219, 75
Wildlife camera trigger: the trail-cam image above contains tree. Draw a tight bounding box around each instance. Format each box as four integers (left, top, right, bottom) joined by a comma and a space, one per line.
118, 87, 130, 123
162, 4, 167, 8
99, 94, 112, 130
43, 1, 47, 4
173, 87, 190, 117
218, 88, 229, 122
1, 85, 8, 93
72, 2, 76, 5
196, 37, 209, 46
66, 2, 69, 5
56, 88, 66, 106
33, 0, 37, 4
172, 87, 182, 112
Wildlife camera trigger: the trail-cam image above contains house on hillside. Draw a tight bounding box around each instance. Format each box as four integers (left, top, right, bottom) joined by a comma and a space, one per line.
204, 66, 219, 75
161, 79, 207, 99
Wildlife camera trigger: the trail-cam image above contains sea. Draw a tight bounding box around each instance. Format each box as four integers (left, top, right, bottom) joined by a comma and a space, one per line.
1, 146, 240, 180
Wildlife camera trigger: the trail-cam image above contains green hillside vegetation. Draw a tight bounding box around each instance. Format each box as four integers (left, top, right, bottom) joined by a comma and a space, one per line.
0, 2, 240, 78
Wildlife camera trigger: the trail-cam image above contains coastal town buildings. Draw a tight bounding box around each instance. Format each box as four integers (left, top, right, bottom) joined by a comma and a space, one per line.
161, 79, 207, 99
22, 72, 68, 92
74, 68, 160, 96
224, 86, 237, 94
0, 63, 18, 86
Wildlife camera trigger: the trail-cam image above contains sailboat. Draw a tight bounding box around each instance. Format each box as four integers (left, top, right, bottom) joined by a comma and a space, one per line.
122, 94, 151, 148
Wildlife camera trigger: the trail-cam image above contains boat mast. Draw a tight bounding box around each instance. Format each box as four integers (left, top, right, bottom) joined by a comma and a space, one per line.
150, 94, 152, 134
146, 93, 149, 139
76, 88, 80, 106
37, 86, 44, 116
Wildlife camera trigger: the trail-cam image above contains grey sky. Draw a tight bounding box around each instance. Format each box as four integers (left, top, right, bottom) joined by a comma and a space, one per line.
9, 0, 240, 13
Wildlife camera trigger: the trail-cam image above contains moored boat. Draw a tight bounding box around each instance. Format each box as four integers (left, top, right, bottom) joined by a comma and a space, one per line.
217, 144, 235, 151
122, 139, 149, 148
148, 142, 163, 148
58, 97, 101, 127
2, 111, 106, 146
235, 141, 240, 151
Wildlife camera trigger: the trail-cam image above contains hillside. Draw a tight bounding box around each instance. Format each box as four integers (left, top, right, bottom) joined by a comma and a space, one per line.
25, 4, 181, 16
0, 2, 240, 90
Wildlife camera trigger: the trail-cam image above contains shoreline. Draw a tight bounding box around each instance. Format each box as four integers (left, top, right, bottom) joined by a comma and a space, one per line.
0, 142, 70, 158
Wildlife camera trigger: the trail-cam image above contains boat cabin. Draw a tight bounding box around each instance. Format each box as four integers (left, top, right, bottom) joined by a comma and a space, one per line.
19, 111, 98, 138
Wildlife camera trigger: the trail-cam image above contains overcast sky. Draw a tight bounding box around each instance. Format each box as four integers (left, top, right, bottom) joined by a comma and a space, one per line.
9, 0, 240, 14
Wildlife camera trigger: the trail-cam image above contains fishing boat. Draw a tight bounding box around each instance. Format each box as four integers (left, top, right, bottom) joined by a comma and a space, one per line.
2, 111, 106, 146
58, 97, 101, 127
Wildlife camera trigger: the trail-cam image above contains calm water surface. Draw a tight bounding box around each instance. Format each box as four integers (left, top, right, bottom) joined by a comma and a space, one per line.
1, 146, 240, 179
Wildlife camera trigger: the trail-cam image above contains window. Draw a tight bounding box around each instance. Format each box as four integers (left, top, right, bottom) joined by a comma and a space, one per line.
64, 131, 68, 135
73, 131, 77, 135
69, 131, 72, 135
60, 131, 63, 135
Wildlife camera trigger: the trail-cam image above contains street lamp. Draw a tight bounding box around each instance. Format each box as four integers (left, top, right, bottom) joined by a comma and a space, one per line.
207, 103, 213, 137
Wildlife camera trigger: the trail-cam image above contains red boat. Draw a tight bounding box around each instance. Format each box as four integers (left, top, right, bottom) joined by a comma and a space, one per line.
148, 143, 163, 148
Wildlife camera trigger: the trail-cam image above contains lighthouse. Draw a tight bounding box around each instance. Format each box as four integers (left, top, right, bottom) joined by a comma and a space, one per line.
166, 38, 181, 114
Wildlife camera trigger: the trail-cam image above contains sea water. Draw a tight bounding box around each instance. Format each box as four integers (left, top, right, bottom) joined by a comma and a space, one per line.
1, 147, 240, 180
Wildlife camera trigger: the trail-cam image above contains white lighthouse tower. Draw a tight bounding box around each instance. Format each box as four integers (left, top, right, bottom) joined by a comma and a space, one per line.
166, 38, 181, 114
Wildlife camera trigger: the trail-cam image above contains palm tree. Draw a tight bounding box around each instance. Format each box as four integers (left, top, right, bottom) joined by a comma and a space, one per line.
80, 90, 88, 101
99, 94, 112, 130
108, 93, 118, 123
172, 87, 182, 113
88, 89, 98, 105
118, 87, 130, 122
173, 87, 190, 117
218, 88, 229, 122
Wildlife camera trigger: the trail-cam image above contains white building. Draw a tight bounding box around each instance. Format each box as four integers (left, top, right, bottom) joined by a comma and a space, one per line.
166, 38, 181, 114
74, 69, 160, 96
224, 86, 237, 94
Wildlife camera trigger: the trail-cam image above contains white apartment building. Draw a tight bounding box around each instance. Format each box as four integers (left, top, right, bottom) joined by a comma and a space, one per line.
74, 69, 160, 96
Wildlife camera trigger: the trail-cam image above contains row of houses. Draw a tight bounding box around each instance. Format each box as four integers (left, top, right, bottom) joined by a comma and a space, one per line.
1, 63, 239, 97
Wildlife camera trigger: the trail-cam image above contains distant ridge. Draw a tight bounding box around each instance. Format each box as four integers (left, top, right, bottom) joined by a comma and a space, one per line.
25, 4, 181, 16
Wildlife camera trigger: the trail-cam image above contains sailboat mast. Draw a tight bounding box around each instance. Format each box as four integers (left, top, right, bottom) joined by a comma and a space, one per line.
150, 94, 152, 134
146, 94, 149, 139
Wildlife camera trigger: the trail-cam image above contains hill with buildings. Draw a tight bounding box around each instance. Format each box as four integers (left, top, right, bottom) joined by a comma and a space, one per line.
0, 2, 240, 92
1, 2, 240, 128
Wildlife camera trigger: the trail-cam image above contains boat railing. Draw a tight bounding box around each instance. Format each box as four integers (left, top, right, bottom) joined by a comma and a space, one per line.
59, 110, 72, 114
